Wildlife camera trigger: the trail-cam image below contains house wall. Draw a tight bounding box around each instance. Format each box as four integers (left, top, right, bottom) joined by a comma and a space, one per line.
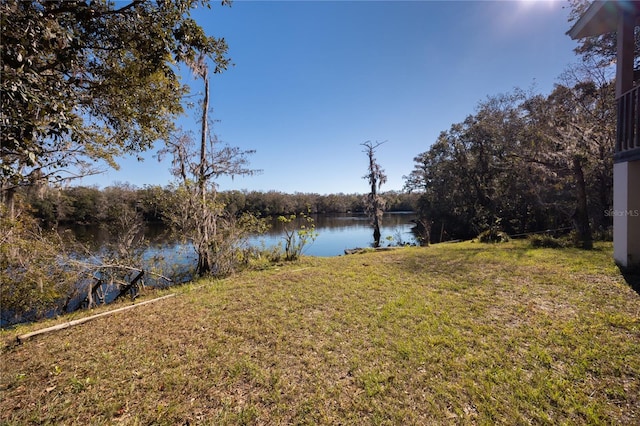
613, 160, 640, 267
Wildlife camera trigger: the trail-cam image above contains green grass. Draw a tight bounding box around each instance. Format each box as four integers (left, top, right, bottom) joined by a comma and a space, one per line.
1, 241, 639, 425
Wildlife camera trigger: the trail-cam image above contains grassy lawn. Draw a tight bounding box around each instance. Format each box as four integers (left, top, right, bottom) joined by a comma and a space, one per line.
1, 241, 639, 425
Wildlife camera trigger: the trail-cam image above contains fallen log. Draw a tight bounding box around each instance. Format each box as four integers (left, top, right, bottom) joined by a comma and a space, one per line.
16, 293, 176, 344
114, 269, 145, 301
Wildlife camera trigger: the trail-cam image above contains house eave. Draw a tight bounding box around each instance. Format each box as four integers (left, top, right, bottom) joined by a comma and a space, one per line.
568, 0, 640, 40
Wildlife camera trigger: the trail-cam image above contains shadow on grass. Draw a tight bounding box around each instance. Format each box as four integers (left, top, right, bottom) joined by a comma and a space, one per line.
618, 265, 640, 295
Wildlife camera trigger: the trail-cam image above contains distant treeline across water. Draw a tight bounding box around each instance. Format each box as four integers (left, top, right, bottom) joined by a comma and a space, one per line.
21, 184, 419, 226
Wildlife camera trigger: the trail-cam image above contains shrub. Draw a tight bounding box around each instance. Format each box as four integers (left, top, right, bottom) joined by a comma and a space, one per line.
529, 234, 567, 248
477, 229, 510, 243
278, 210, 318, 261
1, 210, 81, 325
593, 228, 613, 242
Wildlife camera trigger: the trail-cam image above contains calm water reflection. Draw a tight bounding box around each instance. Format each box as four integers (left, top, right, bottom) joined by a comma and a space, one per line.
62, 212, 418, 281
64, 212, 418, 258
254, 212, 418, 256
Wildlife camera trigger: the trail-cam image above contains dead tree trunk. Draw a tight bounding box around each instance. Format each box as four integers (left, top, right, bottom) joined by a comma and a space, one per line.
361, 141, 387, 248
114, 269, 145, 301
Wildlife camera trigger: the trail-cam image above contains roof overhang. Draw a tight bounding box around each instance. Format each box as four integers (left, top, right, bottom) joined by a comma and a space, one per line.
568, 0, 640, 39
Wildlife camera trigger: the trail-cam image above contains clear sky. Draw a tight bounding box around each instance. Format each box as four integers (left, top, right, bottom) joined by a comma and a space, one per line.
79, 0, 583, 195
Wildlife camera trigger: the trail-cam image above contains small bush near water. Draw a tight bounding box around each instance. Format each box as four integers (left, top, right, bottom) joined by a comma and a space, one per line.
477, 228, 510, 243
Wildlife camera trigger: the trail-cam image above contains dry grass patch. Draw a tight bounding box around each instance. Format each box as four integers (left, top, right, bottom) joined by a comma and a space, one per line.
1, 241, 639, 425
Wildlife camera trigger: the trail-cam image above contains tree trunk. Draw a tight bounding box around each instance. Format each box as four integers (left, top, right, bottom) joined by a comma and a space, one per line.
415, 217, 431, 246
369, 153, 381, 248
199, 68, 209, 204
196, 67, 212, 276
2, 186, 16, 219
197, 249, 211, 276
572, 156, 593, 249
373, 223, 381, 248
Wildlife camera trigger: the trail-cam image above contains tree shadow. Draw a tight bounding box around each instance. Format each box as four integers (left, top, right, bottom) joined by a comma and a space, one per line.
618, 265, 640, 295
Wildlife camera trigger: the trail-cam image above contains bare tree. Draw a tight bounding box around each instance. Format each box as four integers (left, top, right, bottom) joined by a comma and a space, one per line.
160, 59, 259, 276
361, 141, 387, 248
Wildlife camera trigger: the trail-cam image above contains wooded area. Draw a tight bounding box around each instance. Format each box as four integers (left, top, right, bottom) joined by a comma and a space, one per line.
17, 185, 420, 225
404, 73, 617, 247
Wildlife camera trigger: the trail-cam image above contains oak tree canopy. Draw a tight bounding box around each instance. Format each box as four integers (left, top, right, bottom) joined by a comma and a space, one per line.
1, 0, 230, 202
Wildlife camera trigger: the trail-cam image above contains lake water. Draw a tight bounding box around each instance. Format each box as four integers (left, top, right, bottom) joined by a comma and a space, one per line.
252, 212, 419, 256
62, 212, 418, 286
68, 212, 418, 254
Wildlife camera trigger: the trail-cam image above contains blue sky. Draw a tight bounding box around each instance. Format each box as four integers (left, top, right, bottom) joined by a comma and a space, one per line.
80, 0, 582, 194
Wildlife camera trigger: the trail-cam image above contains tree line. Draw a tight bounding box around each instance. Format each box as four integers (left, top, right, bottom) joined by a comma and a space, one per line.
404, 70, 616, 247
19, 184, 419, 226
401, 0, 636, 247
